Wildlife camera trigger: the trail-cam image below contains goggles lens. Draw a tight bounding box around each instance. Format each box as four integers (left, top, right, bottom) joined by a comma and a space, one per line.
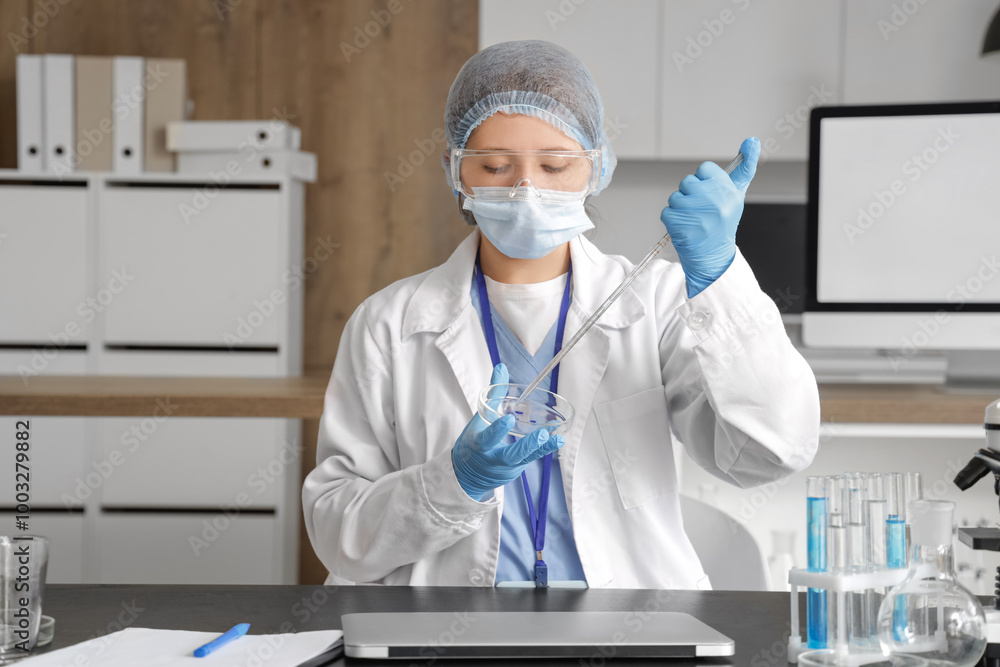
452, 149, 600, 200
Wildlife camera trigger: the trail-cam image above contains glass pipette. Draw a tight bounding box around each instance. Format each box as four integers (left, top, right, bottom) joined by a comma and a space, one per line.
514, 152, 745, 406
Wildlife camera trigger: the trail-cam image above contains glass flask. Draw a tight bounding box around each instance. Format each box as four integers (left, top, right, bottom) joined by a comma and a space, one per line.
877, 500, 986, 667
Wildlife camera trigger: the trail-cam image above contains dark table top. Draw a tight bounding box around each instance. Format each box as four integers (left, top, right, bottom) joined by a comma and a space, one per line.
35, 585, 802, 666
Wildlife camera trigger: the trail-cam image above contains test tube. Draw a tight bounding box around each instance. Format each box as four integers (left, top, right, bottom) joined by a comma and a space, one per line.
826, 474, 847, 651
845, 473, 869, 649
886, 473, 907, 568
866, 474, 888, 642
886, 472, 908, 642
806, 476, 827, 649
904, 472, 923, 562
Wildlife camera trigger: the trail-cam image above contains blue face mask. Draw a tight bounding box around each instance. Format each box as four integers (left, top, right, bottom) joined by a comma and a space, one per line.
463, 185, 593, 260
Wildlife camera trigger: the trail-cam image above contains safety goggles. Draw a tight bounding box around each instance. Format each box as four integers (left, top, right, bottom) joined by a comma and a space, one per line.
451, 149, 602, 203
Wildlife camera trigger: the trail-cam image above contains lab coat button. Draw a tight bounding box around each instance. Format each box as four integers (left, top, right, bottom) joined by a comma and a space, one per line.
689, 311, 710, 329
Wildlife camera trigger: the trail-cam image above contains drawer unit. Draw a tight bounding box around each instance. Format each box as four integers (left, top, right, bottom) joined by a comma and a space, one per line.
99, 182, 284, 347
96, 512, 277, 584
0, 182, 90, 343
98, 417, 286, 509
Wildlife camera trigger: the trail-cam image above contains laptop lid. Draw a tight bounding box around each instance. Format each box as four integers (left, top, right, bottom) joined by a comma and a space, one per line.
341, 611, 735, 659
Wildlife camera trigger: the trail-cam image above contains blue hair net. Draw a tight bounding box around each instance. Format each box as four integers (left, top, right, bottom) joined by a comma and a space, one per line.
441, 40, 617, 210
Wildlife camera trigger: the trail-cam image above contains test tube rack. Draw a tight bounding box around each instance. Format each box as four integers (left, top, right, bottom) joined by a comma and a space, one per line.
786, 566, 912, 665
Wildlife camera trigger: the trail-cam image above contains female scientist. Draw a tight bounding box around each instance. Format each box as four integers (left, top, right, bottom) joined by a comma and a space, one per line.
303, 40, 820, 589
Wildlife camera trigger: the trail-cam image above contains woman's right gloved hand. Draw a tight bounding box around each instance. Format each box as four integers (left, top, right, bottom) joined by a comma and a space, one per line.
451, 363, 566, 501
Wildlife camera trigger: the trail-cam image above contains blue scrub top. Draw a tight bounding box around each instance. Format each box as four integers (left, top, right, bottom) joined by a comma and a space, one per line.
470, 278, 587, 585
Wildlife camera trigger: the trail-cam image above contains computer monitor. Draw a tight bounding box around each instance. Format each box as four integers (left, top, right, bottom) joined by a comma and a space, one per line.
803, 101, 1000, 361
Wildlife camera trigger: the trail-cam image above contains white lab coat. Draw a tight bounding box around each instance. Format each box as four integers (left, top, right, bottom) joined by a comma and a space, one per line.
303, 229, 820, 588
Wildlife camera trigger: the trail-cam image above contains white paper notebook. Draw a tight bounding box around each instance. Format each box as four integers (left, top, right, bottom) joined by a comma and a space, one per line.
18, 627, 344, 666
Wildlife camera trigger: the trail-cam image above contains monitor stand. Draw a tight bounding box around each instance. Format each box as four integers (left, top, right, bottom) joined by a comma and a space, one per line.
937, 351, 1000, 394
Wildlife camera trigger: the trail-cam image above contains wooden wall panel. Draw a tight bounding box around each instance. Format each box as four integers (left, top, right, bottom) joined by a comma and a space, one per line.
0, 0, 31, 169
259, 0, 478, 584
29, 0, 258, 121
259, 0, 476, 376
0, 0, 478, 584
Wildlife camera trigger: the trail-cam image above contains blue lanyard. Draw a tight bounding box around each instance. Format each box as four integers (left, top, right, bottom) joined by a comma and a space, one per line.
474, 249, 573, 587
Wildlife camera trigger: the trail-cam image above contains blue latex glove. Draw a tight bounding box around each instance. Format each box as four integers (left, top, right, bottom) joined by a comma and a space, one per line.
660, 137, 760, 298
451, 363, 566, 501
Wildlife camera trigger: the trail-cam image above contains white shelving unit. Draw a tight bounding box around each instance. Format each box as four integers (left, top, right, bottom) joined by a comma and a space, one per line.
0, 169, 308, 584
481, 0, 1000, 162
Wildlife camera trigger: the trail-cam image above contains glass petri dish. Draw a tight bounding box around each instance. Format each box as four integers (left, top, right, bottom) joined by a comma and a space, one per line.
37, 616, 53, 647
477, 384, 574, 439
797, 649, 927, 667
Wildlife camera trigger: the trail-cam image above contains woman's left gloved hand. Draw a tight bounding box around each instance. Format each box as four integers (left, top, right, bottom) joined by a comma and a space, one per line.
659, 137, 760, 299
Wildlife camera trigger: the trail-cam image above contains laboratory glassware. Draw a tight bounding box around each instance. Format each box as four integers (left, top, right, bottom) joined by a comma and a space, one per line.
877, 500, 986, 667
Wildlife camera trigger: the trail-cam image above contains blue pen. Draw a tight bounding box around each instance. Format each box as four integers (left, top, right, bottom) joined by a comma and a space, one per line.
193, 623, 250, 658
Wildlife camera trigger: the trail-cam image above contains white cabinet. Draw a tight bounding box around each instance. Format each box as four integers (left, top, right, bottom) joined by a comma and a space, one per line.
0, 169, 306, 584
0, 180, 90, 343
0, 417, 89, 508
658, 1, 840, 160
480, 1, 840, 161
479, 0, 660, 159
843, 0, 1000, 104
96, 513, 277, 584
0, 351, 88, 508
99, 182, 285, 348
98, 417, 285, 509
482, 2, 1000, 163
0, 513, 85, 583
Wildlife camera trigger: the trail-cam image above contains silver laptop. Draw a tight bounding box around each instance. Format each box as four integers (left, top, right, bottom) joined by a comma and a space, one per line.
341, 611, 734, 659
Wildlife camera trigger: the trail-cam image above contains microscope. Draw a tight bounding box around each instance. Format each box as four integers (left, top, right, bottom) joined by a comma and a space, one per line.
953, 398, 1000, 667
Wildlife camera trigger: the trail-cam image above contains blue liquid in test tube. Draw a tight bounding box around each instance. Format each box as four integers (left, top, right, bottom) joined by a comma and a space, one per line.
806, 476, 827, 649
886, 473, 908, 641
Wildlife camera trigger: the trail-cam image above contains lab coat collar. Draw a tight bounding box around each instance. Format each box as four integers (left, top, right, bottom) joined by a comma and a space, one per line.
401, 229, 646, 339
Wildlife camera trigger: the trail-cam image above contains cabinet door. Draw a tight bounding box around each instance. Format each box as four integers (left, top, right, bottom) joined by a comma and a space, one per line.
843, 0, 1000, 104
100, 184, 284, 347
98, 418, 286, 509
658, 0, 841, 160
479, 0, 660, 159
0, 512, 85, 583
96, 513, 277, 584
0, 184, 89, 343
0, 417, 89, 508
0, 351, 88, 508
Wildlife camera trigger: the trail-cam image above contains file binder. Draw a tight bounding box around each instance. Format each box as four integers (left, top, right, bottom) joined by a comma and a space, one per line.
44, 54, 75, 174
167, 120, 301, 151
15, 54, 45, 173
112, 56, 145, 174
75, 56, 114, 172
144, 58, 187, 172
